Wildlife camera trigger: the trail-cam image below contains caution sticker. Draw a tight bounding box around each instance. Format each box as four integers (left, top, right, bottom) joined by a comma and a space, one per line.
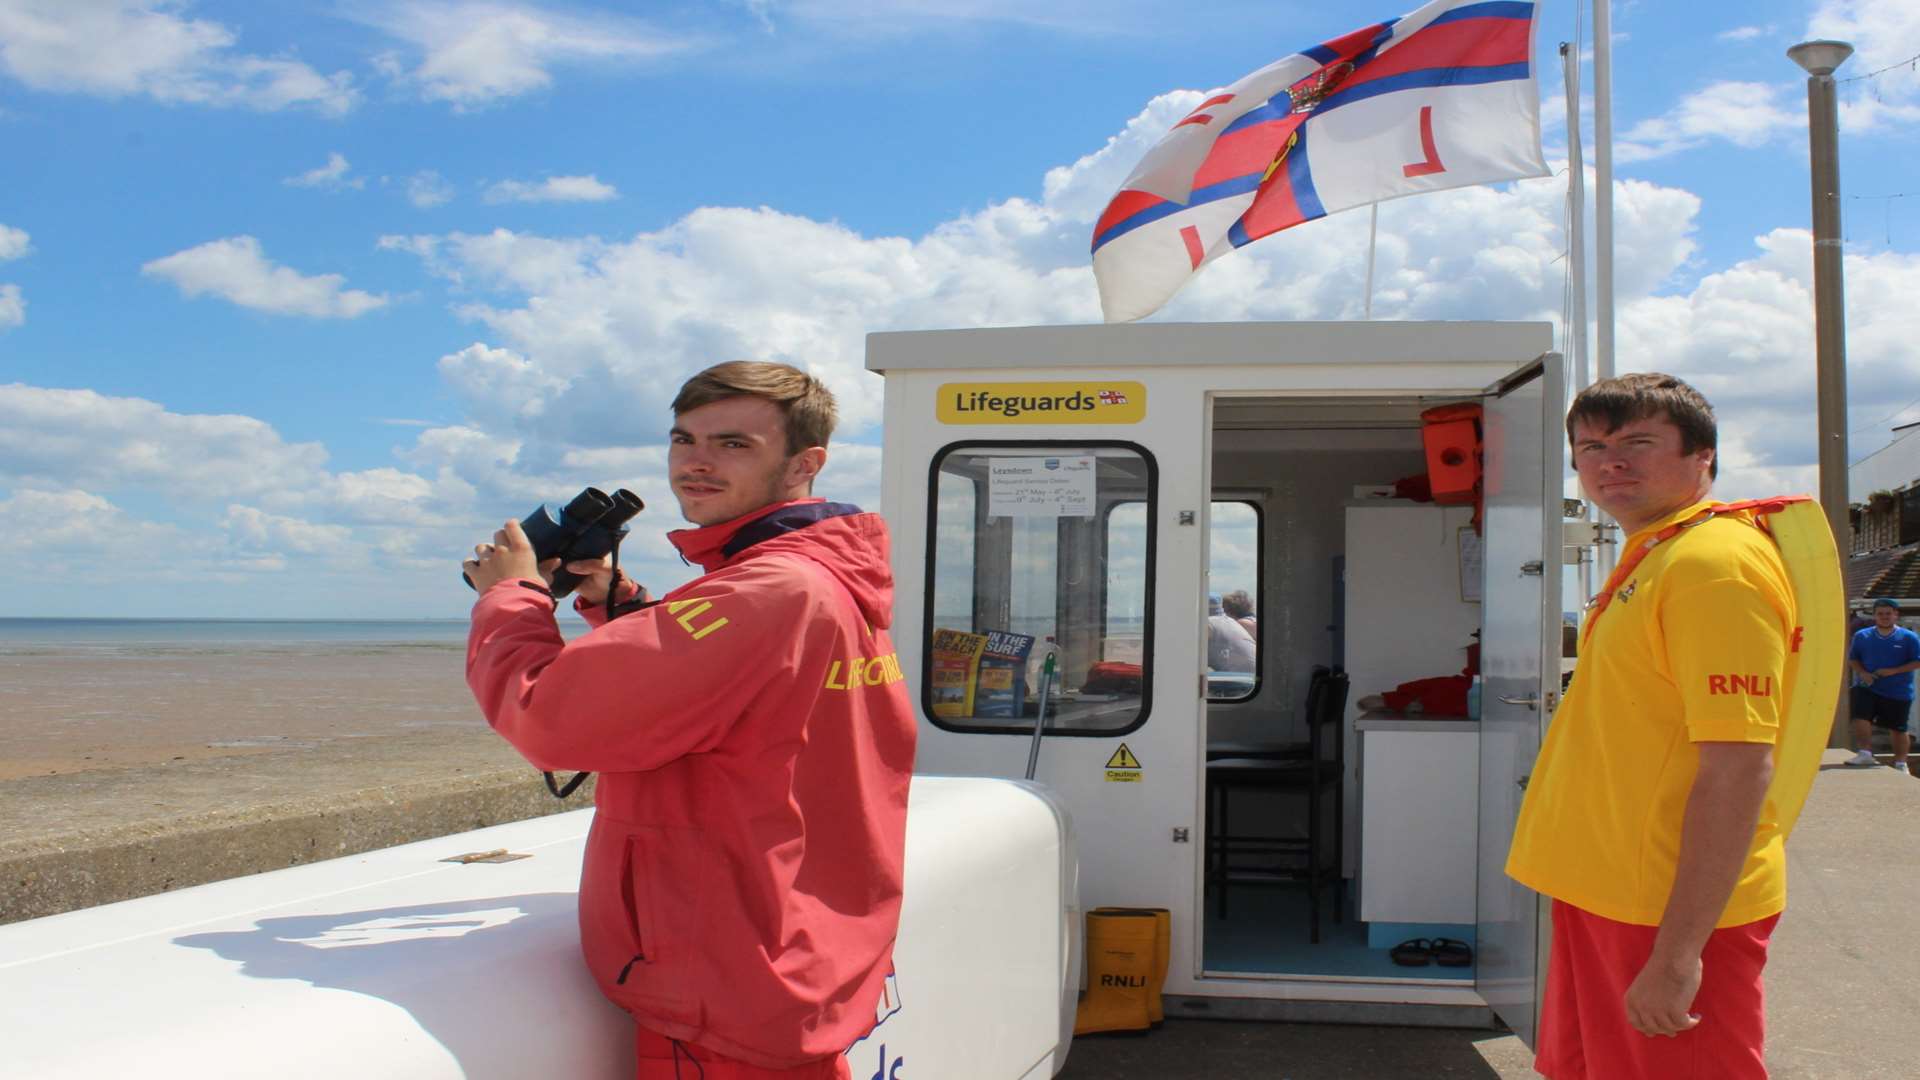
1104, 743, 1143, 783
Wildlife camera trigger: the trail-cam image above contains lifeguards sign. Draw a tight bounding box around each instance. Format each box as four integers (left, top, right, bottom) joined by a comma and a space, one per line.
936, 381, 1147, 424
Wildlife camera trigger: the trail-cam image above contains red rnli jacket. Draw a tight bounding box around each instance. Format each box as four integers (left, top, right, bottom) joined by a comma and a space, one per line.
466, 499, 916, 1068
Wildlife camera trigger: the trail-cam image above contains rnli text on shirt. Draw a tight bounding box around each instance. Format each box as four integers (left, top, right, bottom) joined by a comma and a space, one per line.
1706, 674, 1773, 696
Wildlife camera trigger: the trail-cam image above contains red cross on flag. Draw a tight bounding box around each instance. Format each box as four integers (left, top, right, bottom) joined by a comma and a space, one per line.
1091, 0, 1548, 322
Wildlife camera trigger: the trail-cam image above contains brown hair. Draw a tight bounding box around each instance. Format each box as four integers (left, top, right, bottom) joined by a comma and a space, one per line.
671, 361, 838, 455
1222, 590, 1255, 619
1566, 372, 1717, 480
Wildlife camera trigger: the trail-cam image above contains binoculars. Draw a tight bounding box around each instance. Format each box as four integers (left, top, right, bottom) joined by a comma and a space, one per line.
464, 487, 645, 598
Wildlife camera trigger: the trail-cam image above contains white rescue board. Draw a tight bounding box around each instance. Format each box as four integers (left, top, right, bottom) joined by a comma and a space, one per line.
0, 776, 1078, 1080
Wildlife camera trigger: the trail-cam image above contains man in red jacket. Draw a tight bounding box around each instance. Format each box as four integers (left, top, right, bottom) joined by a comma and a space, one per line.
462, 361, 916, 1080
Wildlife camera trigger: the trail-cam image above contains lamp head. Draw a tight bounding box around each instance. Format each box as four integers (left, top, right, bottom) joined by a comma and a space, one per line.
1788, 40, 1854, 76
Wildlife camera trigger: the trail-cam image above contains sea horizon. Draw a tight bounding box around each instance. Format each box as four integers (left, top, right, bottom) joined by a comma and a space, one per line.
1, 616, 468, 623
0, 616, 479, 650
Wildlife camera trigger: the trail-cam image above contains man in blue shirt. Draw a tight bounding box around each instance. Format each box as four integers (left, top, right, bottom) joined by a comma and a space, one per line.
1846, 597, 1920, 773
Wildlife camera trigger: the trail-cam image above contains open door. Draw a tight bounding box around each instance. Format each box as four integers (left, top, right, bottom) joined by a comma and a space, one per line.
1474, 352, 1564, 1047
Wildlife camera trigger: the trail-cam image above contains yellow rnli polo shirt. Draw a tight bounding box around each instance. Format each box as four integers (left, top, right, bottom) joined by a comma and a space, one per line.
1506, 499, 1796, 928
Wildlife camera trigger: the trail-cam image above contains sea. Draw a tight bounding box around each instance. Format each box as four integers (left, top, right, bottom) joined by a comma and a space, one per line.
0, 618, 568, 779
0, 617, 472, 650
0, 617, 594, 654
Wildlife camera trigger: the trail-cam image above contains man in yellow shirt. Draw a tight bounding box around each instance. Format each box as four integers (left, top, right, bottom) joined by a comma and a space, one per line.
1507, 373, 1792, 1079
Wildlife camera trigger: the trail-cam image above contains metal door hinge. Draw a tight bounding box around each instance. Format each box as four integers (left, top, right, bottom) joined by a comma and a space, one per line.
1521, 560, 1544, 575
1562, 521, 1603, 547
1172, 827, 1191, 843
1178, 510, 1196, 525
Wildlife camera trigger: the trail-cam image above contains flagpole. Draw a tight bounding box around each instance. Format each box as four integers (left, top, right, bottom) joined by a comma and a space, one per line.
1363, 204, 1379, 319
1561, 44, 1591, 393
1562, 41, 1596, 609
1592, 0, 1616, 384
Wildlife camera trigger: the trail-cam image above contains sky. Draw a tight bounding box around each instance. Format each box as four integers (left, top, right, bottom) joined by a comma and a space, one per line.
1, 0, 1915, 618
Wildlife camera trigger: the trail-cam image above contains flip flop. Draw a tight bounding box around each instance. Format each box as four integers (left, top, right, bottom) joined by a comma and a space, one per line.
1389, 938, 1434, 966
1432, 938, 1474, 967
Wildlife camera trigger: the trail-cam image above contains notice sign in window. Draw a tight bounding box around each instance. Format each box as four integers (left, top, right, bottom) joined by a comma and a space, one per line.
988, 456, 1096, 517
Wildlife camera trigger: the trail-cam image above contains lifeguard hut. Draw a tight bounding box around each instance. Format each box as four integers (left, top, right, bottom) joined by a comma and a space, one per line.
869, 320, 1569, 1043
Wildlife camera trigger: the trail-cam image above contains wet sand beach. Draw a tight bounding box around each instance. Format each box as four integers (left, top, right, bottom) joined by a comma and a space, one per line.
0, 639, 492, 780
0, 625, 582, 923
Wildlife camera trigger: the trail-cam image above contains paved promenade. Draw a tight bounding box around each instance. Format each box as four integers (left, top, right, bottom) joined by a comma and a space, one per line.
0, 729, 591, 924
1059, 753, 1920, 1079
3, 743, 1913, 1077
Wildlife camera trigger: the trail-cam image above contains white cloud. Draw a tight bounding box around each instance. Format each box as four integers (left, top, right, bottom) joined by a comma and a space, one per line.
370, 89, 1920, 548
398, 423, 526, 504
0, 223, 30, 261
406, 170, 456, 208
1717, 25, 1771, 42
222, 504, 356, 558
1, 489, 194, 572
360, 1, 696, 108
405, 203, 1089, 446
284, 151, 363, 191
8, 82, 1912, 613
328, 468, 436, 522
0, 386, 496, 592
0, 222, 26, 330
437, 343, 569, 429
1040, 92, 1200, 223
0, 224, 28, 329
376, 234, 441, 264
141, 236, 389, 318
483, 174, 619, 204
740, 0, 777, 33
0, 383, 331, 498
0, 489, 318, 584
379, 228, 601, 293
382, 109, 1692, 467
1812, 0, 1920, 130
1618, 81, 1801, 161
761, 0, 1190, 36
1616, 231, 1920, 493
0, 0, 356, 115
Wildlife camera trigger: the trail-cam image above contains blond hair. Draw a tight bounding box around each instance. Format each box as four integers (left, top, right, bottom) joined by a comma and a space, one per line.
671, 361, 838, 455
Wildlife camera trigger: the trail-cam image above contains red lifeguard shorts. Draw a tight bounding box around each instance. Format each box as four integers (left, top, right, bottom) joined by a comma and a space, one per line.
633, 1027, 852, 1080
1535, 899, 1779, 1080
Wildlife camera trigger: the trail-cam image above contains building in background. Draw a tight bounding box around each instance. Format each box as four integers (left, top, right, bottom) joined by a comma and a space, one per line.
1846, 422, 1920, 620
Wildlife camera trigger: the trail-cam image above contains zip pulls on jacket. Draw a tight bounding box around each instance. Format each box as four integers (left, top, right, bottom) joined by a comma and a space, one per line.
538, 504, 871, 800
616, 952, 645, 984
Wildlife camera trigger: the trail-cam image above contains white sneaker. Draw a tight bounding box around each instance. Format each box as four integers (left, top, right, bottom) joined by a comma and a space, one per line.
1846, 749, 1880, 767
1892, 760, 1913, 774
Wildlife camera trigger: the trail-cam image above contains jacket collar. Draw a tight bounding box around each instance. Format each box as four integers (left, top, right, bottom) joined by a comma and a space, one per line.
667, 498, 864, 572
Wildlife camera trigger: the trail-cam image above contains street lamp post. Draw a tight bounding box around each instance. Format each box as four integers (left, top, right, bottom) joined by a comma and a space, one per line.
1788, 39, 1853, 747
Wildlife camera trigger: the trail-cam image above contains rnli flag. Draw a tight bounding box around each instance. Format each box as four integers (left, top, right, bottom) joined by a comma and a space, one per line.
1091, 0, 1547, 323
